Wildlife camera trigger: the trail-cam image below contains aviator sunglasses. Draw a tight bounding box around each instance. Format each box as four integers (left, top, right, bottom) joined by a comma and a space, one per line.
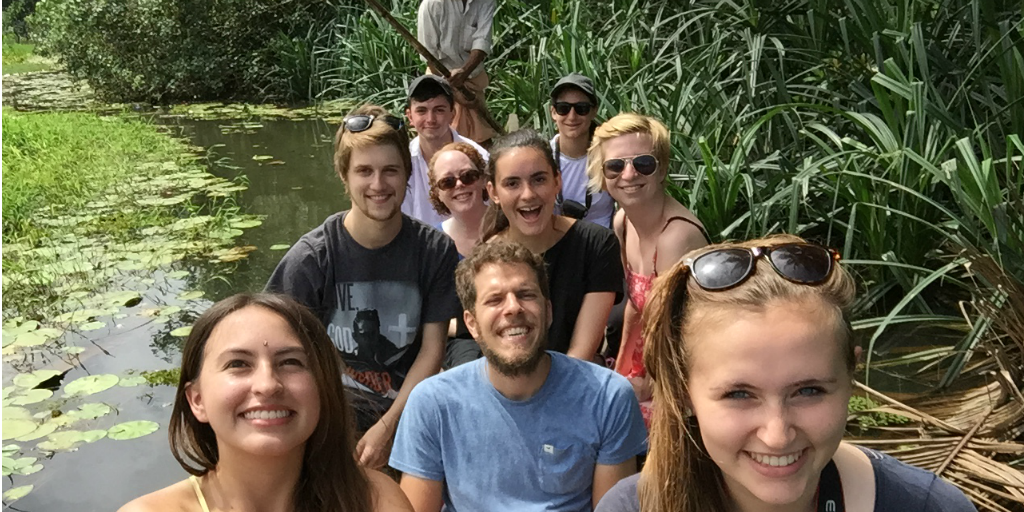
553, 101, 593, 116
602, 154, 659, 179
683, 242, 840, 291
435, 169, 482, 191
342, 114, 405, 133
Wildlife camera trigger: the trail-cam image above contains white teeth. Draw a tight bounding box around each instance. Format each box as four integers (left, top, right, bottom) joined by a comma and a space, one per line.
243, 410, 291, 420
502, 327, 528, 337
750, 451, 801, 467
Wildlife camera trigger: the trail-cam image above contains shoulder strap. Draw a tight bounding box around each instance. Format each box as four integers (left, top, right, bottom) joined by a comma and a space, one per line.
189, 475, 212, 512
816, 459, 845, 512
661, 216, 711, 243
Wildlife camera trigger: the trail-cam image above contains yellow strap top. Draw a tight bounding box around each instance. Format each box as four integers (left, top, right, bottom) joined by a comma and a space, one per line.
188, 475, 212, 512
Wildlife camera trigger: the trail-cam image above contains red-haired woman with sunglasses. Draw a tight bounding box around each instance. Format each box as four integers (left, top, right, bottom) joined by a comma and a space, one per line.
587, 113, 708, 423
428, 142, 489, 259
595, 235, 976, 512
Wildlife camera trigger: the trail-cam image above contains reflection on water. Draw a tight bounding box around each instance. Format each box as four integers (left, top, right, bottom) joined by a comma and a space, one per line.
8, 116, 349, 511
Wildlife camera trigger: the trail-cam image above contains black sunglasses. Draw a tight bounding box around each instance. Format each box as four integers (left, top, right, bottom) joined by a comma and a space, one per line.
435, 169, 482, 191
683, 243, 840, 291
553, 101, 593, 116
602, 154, 659, 179
342, 114, 405, 133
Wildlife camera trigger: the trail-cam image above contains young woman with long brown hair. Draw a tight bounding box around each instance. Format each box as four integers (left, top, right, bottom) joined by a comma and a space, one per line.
118, 293, 412, 512
596, 235, 975, 512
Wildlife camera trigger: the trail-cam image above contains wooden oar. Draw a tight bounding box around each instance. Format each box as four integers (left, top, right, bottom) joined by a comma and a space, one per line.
361, 0, 504, 135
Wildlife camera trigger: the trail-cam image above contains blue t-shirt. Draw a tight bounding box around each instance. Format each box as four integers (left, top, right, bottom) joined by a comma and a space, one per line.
390, 351, 648, 512
594, 446, 977, 512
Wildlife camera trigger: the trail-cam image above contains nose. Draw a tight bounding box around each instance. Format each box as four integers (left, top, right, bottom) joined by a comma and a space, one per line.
502, 292, 524, 316
758, 405, 796, 449
252, 362, 283, 397
521, 182, 538, 201
619, 159, 640, 180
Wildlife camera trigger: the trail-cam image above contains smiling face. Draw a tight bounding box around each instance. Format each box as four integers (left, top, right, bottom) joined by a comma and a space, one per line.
185, 305, 320, 459
464, 262, 552, 377
344, 143, 407, 223
407, 96, 454, 143
550, 88, 597, 141
685, 299, 852, 509
600, 132, 663, 208
487, 147, 561, 238
432, 149, 486, 217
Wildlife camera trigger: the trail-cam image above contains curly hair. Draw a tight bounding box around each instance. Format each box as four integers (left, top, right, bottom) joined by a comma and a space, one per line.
427, 141, 488, 216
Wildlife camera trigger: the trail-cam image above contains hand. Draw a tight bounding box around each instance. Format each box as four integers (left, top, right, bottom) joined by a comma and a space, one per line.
355, 417, 395, 469
628, 376, 653, 403
448, 67, 468, 89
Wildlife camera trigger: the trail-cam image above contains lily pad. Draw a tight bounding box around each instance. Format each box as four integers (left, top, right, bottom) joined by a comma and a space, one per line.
177, 290, 205, 301
13, 370, 62, 389
108, 420, 159, 440
9, 389, 53, 406
269, 244, 290, 250
118, 375, 147, 387
3, 484, 33, 501
170, 326, 193, 337
79, 321, 106, 331
37, 429, 107, 451
62, 346, 86, 354
63, 374, 119, 397
2, 420, 37, 440
229, 219, 262, 229
15, 421, 57, 441
3, 407, 32, 420
68, 403, 113, 420
2, 456, 41, 476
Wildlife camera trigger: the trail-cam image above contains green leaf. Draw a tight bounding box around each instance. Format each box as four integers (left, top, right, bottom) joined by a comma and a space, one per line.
108, 420, 160, 440
3, 484, 33, 501
118, 375, 147, 387
68, 403, 113, 420
79, 321, 106, 331
2, 420, 37, 440
269, 244, 290, 251
229, 219, 262, 229
164, 270, 190, 279
9, 389, 53, 406
252, 155, 274, 161
15, 421, 57, 441
37, 429, 106, 451
13, 370, 62, 389
177, 290, 205, 301
63, 374, 119, 397
170, 325, 193, 337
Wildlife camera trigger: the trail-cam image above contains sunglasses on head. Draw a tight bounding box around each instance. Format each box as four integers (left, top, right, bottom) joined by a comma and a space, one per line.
682, 242, 840, 291
435, 169, 482, 191
342, 114, 405, 133
602, 154, 659, 179
553, 101, 593, 116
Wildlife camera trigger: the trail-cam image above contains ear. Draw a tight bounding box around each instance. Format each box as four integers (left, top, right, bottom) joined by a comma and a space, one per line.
405, 107, 413, 121
854, 345, 863, 365
464, 309, 480, 340
549, 105, 558, 123
545, 299, 553, 329
486, 181, 497, 205
185, 381, 209, 424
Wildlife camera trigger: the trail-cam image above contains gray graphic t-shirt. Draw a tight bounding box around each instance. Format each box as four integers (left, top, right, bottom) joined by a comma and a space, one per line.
267, 211, 460, 399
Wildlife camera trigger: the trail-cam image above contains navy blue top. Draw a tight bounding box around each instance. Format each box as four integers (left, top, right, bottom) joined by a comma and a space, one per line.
595, 446, 977, 512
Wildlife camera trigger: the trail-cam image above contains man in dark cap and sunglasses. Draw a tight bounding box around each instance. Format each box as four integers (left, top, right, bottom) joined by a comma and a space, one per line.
266, 104, 460, 472
403, 75, 490, 227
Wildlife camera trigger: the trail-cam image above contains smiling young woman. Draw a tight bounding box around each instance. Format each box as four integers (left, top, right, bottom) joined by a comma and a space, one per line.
118, 293, 412, 512
595, 235, 977, 512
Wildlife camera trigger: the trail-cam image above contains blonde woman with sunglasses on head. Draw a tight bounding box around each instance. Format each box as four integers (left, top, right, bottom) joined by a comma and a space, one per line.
595, 235, 976, 512
587, 113, 708, 423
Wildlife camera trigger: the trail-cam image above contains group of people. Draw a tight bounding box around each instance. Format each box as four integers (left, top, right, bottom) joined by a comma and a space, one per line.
118, 0, 977, 510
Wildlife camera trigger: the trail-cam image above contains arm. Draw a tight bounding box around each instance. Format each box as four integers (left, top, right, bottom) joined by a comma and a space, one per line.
368, 469, 416, 512
357, 321, 446, 468
614, 300, 639, 376
449, 0, 494, 87
592, 459, 638, 510
567, 291, 616, 362
400, 474, 445, 512
416, 0, 441, 56
450, 50, 487, 87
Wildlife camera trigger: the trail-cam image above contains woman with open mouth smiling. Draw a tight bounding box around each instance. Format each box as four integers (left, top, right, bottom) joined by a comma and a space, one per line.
119, 293, 412, 512
480, 129, 623, 362
596, 235, 976, 512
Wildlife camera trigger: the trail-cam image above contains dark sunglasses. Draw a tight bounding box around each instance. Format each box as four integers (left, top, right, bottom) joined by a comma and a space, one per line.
342, 114, 405, 133
553, 101, 593, 116
435, 169, 482, 191
602, 154, 659, 178
683, 243, 840, 290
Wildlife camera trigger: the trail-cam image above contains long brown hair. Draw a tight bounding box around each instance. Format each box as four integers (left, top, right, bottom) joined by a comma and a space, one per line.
480, 129, 560, 242
169, 293, 373, 512
639, 234, 856, 512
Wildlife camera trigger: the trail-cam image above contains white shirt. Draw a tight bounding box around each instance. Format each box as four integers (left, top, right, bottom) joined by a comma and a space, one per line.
417, 0, 496, 78
402, 128, 490, 227
550, 135, 615, 229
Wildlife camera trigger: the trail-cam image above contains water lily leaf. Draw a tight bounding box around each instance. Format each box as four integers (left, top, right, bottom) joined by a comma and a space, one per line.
37, 429, 106, 451
68, 403, 113, 420
15, 421, 57, 441
3, 484, 33, 501
269, 244, 290, 251
229, 219, 262, 229
12, 331, 48, 347
108, 420, 159, 440
151, 316, 171, 325
79, 321, 106, 331
177, 290, 204, 300
267, 160, 285, 165
63, 374, 119, 397
252, 155, 274, 161
213, 246, 256, 262
165, 270, 189, 279
170, 326, 193, 337
2, 456, 40, 476
62, 346, 86, 354
2, 445, 19, 456
13, 370, 62, 389
2, 420, 37, 440
9, 389, 53, 406
118, 375, 147, 387
54, 308, 109, 324
3, 407, 32, 420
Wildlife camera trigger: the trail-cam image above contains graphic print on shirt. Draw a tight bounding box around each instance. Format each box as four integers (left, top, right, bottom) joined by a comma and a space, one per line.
325, 281, 422, 399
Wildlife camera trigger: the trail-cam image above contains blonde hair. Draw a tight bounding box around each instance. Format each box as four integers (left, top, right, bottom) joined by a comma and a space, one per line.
333, 104, 412, 182
586, 113, 671, 193
639, 234, 856, 512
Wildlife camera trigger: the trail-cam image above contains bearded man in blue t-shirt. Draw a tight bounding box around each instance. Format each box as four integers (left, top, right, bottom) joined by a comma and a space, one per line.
389, 240, 647, 512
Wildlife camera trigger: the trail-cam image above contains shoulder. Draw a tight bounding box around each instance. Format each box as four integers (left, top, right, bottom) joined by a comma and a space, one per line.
595, 472, 640, 512
413, 359, 482, 400
554, 353, 629, 394
406, 216, 457, 251
567, 218, 618, 244
117, 479, 196, 512
367, 469, 415, 512
657, 218, 708, 266
859, 446, 977, 511
612, 210, 626, 240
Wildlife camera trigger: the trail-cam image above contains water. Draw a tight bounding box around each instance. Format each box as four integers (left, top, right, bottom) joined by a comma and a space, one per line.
6, 116, 350, 511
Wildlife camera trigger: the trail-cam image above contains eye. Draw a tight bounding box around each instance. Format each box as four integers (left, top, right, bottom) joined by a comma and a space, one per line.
281, 357, 306, 368
224, 359, 249, 370
354, 167, 372, 177
724, 390, 752, 400
383, 167, 402, 176
531, 175, 548, 185
501, 178, 519, 189
483, 296, 502, 306
796, 386, 825, 397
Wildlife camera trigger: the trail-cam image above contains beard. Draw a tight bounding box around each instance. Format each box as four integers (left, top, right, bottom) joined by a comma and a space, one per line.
480, 331, 548, 378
